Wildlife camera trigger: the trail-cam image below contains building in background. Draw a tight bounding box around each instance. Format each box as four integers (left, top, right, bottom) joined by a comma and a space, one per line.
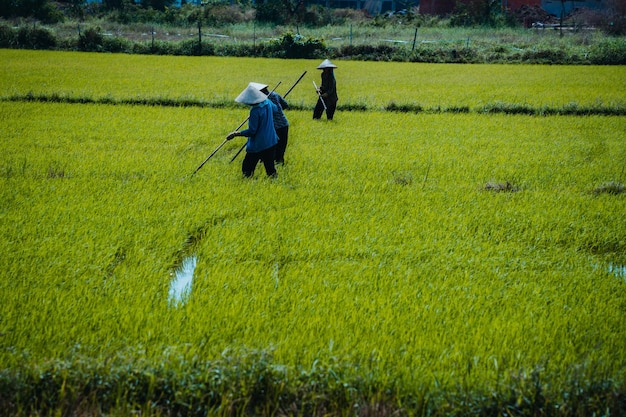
420, 0, 610, 16
83, 0, 611, 16
541, 0, 608, 16
307, 0, 412, 14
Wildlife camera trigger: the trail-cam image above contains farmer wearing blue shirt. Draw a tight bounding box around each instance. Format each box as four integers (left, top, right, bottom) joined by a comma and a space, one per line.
250, 82, 290, 165
227, 83, 279, 178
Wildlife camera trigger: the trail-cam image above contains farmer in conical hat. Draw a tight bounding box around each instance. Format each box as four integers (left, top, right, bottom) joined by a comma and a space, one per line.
313, 59, 338, 121
251, 82, 290, 165
227, 83, 279, 178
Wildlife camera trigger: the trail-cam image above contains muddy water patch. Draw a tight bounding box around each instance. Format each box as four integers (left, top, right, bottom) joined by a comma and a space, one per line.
168, 255, 197, 306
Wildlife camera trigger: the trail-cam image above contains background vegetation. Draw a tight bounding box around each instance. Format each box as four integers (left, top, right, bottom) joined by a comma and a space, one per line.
1, 51, 625, 416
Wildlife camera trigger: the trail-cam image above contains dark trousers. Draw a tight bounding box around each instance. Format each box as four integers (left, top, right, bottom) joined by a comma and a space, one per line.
242, 146, 277, 178
313, 99, 337, 120
275, 126, 289, 163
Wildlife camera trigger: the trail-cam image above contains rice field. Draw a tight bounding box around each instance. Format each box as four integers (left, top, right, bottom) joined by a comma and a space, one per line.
2, 49, 626, 109
1, 50, 625, 416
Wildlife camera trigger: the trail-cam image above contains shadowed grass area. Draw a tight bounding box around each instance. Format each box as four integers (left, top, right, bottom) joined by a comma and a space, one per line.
592, 180, 625, 196
4, 92, 626, 116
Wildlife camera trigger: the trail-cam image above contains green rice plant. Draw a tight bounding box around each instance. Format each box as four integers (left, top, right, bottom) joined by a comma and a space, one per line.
0, 54, 625, 415
2, 50, 626, 113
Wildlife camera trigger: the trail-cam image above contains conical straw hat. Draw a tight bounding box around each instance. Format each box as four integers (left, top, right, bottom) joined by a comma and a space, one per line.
316, 59, 337, 69
235, 84, 267, 105
249, 82, 268, 91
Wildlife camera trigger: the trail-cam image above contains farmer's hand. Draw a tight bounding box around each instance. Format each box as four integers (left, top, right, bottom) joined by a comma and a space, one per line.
226, 131, 238, 140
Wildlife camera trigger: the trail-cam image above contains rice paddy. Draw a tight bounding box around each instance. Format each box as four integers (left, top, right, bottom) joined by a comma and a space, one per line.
1, 50, 625, 416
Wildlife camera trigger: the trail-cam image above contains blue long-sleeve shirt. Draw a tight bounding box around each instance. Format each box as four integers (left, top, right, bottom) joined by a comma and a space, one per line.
240, 99, 279, 153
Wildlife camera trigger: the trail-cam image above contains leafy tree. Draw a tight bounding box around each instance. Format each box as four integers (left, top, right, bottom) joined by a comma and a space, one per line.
103, 0, 125, 10
142, 0, 174, 12
65, 0, 86, 19
450, 0, 507, 27
255, 0, 305, 25
102, 0, 173, 12
0, 0, 64, 23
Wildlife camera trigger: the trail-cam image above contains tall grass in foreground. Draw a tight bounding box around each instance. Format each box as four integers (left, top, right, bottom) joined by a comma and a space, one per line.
1, 100, 625, 415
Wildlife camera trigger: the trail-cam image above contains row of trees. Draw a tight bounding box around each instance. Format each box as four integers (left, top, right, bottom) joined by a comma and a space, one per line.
0, 0, 64, 23
1, 0, 624, 33
1, 0, 195, 22
1, 0, 521, 26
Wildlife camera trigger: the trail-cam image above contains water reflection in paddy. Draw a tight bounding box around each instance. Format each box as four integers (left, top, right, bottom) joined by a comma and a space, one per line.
609, 263, 626, 281
168, 255, 197, 306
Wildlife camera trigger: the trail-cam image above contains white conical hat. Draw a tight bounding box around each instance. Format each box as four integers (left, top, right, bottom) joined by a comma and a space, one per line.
235, 84, 267, 105
317, 59, 337, 69
249, 82, 268, 91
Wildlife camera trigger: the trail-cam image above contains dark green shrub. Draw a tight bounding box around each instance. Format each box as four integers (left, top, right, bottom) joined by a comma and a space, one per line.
338, 44, 395, 61
130, 41, 150, 54
56, 37, 77, 51
446, 46, 477, 63
174, 38, 214, 56
16, 27, 31, 47
0, 24, 15, 47
143, 40, 179, 55
521, 48, 567, 64
16, 25, 57, 49
265, 32, 326, 59
216, 43, 257, 57
78, 27, 104, 51
32, 27, 57, 49
102, 35, 132, 53
588, 38, 626, 64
